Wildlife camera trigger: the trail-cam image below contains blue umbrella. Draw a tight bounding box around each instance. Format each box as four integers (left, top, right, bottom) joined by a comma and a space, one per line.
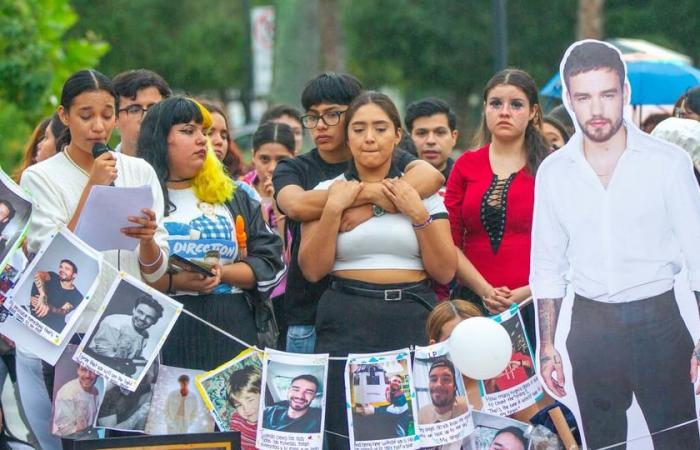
540, 60, 700, 105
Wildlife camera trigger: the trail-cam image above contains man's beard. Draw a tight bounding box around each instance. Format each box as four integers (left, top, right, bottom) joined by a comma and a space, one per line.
133, 318, 149, 331
430, 390, 455, 409
289, 398, 309, 411
58, 272, 74, 283
581, 115, 624, 143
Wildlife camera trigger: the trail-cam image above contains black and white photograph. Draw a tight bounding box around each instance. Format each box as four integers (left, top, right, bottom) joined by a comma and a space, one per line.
74, 274, 182, 391
5, 229, 101, 345
96, 359, 159, 433
0, 168, 32, 271
257, 349, 328, 450
51, 344, 104, 439
414, 341, 473, 449
144, 364, 215, 435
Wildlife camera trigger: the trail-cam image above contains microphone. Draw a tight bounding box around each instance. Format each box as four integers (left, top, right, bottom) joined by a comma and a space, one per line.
91, 142, 111, 159
91, 143, 115, 186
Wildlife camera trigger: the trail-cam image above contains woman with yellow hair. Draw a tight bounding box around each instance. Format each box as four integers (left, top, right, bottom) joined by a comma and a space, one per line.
138, 96, 285, 370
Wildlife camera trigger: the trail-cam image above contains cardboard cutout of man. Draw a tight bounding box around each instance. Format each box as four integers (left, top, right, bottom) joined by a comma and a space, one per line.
531, 39, 700, 448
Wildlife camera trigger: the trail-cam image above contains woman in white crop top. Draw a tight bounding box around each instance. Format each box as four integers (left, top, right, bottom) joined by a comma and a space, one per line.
298, 92, 457, 448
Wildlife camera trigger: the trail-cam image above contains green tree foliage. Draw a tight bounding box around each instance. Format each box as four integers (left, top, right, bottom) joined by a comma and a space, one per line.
68, 0, 247, 99
0, 0, 107, 171
342, 0, 577, 139
342, 0, 697, 140
606, 0, 700, 66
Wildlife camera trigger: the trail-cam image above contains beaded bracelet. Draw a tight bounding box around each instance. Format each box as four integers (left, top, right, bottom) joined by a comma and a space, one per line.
138, 250, 163, 268
412, 216, 433, 230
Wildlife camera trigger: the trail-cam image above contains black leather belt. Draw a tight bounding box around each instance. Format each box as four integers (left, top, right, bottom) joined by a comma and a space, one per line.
330, 279, 434, 311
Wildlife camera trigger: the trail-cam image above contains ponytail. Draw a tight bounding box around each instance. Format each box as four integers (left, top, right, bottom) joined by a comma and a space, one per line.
55, 127, 71, 153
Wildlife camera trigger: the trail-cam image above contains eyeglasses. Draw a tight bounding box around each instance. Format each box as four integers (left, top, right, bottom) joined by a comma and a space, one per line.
118, 104, 152, 119
300, 110, 347, 129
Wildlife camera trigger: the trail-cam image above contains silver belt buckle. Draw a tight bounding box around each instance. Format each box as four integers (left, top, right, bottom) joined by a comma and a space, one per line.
384, 289, 402, 301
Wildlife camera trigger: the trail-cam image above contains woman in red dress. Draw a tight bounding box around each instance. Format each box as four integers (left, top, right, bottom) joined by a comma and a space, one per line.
445, 69, 549, 340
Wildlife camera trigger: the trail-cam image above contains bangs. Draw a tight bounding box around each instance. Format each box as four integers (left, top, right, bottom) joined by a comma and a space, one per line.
192, 99, 213, 129
301, 73, 363, 110
170, 98, 205, 127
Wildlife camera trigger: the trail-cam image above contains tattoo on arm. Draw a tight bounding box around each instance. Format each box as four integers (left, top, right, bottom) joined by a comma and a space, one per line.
537, 297, 563, 347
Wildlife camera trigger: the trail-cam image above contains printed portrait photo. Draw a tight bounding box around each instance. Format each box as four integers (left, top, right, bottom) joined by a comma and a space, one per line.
144, 365, 214, 435
51, 344, 103, 439
347, 358, 416, 442
0, 170, 32, 269
196, 349, 263, 449
96, 360, 159, 433
76, 276, 181, 390
483, 312, 534, 395
6, 230, 100, 344
414, 354, 469, 425
462, 411, 530, 450
261, 360, 325, 435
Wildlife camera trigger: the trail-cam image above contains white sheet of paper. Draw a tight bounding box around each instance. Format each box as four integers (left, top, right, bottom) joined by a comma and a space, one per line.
75, 185, 153, 251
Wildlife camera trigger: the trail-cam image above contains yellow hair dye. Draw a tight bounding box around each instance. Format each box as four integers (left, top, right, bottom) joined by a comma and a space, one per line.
190, 100, 235, 204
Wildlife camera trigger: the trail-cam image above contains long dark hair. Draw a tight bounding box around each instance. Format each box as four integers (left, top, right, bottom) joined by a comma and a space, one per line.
253, 122, 295, 154
344, 91, 402, 138
55, 69, 116, 151
199, 101, 247, 178
137, 96, 205, 215
473, 69, 549, 175
13, 117, 50, 182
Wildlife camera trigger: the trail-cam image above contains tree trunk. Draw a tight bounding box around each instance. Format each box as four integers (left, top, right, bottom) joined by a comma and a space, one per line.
270, 0, 321, 107
577, 0, 605, 40
319, 0, 346, 72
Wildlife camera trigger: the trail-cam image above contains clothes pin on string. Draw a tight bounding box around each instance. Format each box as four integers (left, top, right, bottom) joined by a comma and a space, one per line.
235, 215, 247, 259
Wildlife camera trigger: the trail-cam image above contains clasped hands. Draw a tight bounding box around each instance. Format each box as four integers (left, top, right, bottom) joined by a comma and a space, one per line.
481, 285, 530, 314
328, 178, 427, 232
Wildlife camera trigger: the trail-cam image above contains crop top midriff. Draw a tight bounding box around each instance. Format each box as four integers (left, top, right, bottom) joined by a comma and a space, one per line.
314, 174, 448, 272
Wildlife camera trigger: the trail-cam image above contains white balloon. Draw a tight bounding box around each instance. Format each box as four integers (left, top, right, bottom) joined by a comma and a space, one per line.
448, 317, 513, 380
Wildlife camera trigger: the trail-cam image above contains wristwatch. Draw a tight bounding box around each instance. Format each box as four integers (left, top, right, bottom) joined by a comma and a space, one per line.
372, 205, 385, 217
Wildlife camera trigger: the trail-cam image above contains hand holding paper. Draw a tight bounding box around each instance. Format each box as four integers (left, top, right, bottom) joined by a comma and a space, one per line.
122, 208, 159, 245
75, 185, 154, 251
